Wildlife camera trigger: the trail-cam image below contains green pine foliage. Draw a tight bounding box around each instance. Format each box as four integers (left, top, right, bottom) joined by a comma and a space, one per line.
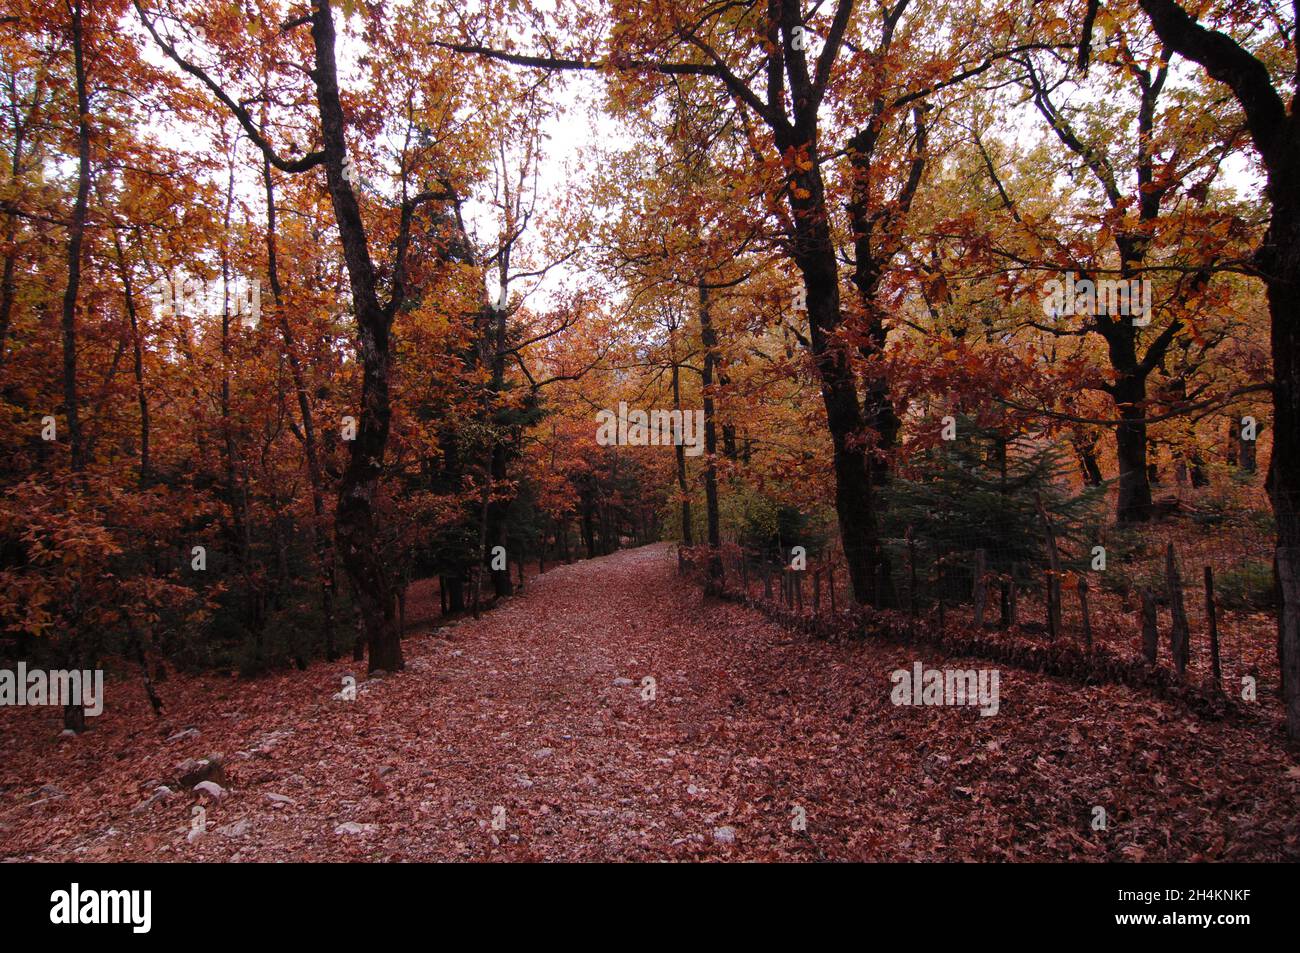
881, 417, 1105, 600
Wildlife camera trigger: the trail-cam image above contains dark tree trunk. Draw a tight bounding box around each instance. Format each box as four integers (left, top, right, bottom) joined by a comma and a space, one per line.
263, 156, 337, 660
61, 0, 91, 475
1113, 374, 1153, 523
1136, 0, 1300, 740
57, 1, 92, 733
445, 575, 465, 613
487, 441, 513, 598
785, 139, 891, 607
840, 108, 926, 610
672, 346, 692, 545
0, 72, 37, 373
219, 164, 257, 641
698, 281, 723, 586
580, 495, 596, 559
109, 228, 150, 487
1239, 425, 1258, 472
309, 3, 402, 673
1074, 434, 1105, 486
1263, 222, 1300, 741
0, 218, 16, 373
137, 0, 418, 673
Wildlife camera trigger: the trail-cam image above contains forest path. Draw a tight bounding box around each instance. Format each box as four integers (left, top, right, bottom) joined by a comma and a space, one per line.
2, 542, 1296, 860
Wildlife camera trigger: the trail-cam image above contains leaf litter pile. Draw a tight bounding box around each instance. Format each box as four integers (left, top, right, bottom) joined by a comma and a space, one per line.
2, 543, 1296, 861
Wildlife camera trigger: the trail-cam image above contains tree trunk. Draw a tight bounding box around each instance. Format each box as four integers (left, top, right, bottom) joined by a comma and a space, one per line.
263, 156, 337, 660
1134, 0, 1300, 739
487, 441, 513, 598
672, 349, 692, 545
698, 281, 723, 587
445, 575, 465, 613
60, 0, 91, 475
1074, 434, 1104, 486
57, 1, 92, 733
1113, 376, 1153, 523
109, 227, 151, 487
780, 116, 892, 608
310, 2, 402, 673
1239, 424, 1258, 472
219, 162, 257, 644
1264, 222, 1300, 741
0, 73, 39, 373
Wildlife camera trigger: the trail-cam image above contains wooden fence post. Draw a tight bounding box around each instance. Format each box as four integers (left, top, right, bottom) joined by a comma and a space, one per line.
1165, 542, 1190, 676
1077, 576, 1092, 650
1035, 496, 1062, 639
1141, 588, 1158, 664
906, 529, 918, 620
1007, 564, 1018, 628
1205, 566, 1222, 691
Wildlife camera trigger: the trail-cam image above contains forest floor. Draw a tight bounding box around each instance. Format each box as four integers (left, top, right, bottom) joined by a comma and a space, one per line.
2, 543, 1297, 861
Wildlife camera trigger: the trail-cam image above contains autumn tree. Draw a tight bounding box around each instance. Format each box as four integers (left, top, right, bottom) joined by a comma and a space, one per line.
135, 0, 488, 671
1130, 0, 1300, 742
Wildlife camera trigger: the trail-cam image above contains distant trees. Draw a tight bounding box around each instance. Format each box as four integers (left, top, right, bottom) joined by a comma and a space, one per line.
2, 0, 1296, 745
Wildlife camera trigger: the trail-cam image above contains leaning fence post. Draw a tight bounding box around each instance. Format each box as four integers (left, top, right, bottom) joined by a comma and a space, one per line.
1165, 542, 1190, 676
973, 548, 987, 629
1077, 575, 1092, 651
1205, 566, 1222, 691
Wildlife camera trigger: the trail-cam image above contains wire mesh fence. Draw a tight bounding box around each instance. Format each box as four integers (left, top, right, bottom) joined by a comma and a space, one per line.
677, 501, 1286, 704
